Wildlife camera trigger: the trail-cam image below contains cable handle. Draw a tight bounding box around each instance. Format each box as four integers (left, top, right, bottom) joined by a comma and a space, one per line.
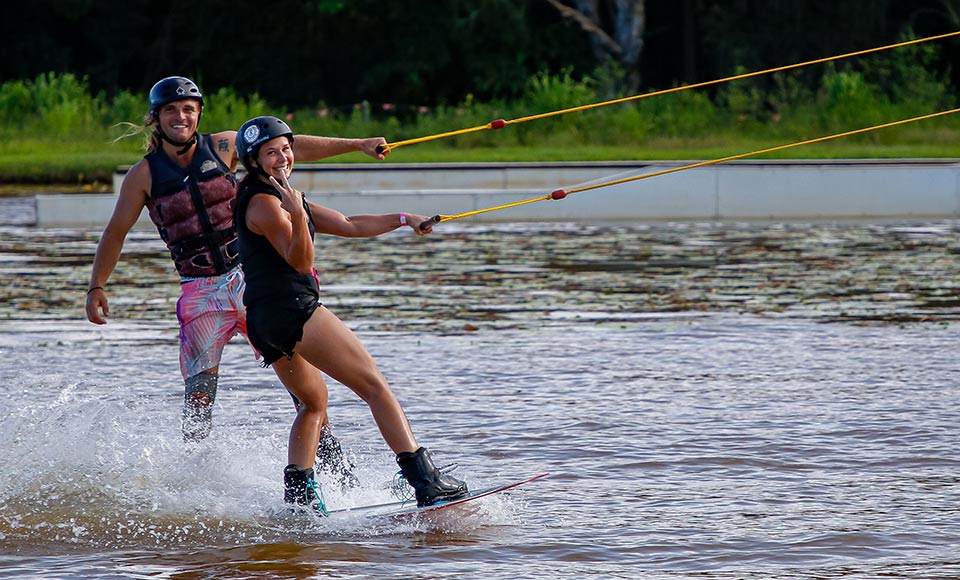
376, 143, 389, 155
419, 215, 442, 230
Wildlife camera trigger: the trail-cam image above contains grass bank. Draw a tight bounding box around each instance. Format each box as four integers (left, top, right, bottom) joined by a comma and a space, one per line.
4, 133, 959, 193
2, 58, 959, 190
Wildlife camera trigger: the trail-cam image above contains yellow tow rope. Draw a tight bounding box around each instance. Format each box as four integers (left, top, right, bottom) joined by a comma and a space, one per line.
380, 31, 960, 155
418, 107, 960, 228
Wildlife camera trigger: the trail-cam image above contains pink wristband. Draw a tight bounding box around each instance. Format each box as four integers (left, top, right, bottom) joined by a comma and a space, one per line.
399, 212, 408, 227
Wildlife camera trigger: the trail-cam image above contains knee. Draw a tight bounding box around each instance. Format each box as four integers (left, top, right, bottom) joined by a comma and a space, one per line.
353, 375, 394, 405
292, 389, 327, 416
185, 370, 218, 408
295, 402, 326, 429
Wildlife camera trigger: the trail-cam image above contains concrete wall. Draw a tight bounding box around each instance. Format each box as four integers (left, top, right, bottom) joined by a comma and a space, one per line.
35, 159, 960, 228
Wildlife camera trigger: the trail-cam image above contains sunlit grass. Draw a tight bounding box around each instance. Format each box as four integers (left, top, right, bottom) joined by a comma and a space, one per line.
3, 133, 960, 187
2, 68, 959, 187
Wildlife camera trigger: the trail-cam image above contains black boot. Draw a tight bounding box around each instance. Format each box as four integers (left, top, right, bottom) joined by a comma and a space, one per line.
316, 425, 360, 489
396, 447, 468, 507
283, 464, 329, 516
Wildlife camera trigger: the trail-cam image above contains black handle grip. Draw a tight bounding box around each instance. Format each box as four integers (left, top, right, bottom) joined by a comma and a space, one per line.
419, 215, 441, 230
376, 143, 388, 155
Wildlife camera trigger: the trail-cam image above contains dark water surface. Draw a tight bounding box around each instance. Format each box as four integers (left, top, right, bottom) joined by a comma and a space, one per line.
1, 209, 959, 578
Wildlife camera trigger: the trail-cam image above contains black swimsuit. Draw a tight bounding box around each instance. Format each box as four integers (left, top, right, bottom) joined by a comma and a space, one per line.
235, 179, 321, 366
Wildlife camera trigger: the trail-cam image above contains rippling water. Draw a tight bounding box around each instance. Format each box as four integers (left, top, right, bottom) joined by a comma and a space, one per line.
1, 205, 959, 578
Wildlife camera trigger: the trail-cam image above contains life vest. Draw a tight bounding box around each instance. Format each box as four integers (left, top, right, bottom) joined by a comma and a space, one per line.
145, 133, 238, 277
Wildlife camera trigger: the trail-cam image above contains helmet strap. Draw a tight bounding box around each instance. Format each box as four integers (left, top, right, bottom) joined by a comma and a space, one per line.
175, 134, 198, 156
249, 159, 272, 181
155, 128, 197, 156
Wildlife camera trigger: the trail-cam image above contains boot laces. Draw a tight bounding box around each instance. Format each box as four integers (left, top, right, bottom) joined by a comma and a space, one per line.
391, 463, 460, 501
305, 479, 330, 517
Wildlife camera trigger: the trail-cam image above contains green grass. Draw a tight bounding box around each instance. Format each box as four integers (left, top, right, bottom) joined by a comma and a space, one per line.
0, 139, 142, 185
382, 139, 960, 162
3, 133, 960, 192
3, 65, 960, 190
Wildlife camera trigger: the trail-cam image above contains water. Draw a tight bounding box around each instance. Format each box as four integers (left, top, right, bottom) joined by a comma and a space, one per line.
1, 202, 959, 578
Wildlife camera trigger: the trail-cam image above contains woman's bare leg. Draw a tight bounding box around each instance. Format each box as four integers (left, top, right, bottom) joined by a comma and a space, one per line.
271, 353, 329, 468
293, 306, 418, 454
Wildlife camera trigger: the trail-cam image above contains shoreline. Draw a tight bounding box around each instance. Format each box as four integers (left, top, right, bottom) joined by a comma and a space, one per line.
23, 158, 960, 227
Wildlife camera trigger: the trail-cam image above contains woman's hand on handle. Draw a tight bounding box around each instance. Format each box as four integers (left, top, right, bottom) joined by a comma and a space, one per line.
361, 137, 389, 160
403, 212, 434, 236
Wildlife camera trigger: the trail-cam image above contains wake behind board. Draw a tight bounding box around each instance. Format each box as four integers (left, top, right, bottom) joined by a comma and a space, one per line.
328, 472, 549, 520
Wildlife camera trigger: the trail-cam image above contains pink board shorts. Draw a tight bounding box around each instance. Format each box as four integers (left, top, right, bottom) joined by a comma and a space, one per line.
176, 266, 257, 379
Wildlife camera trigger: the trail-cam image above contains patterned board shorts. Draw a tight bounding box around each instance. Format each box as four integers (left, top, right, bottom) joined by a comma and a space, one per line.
176, 266, 257, 379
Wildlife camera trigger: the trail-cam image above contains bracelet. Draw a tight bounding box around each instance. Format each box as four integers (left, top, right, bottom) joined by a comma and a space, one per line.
399, 212, 408, 227
86, 286, 103, 295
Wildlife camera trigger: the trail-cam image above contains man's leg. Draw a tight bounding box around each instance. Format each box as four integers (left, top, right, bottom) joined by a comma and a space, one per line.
316, 423, 360, 488
183, 367, 219, 441
177, 270, 242, 441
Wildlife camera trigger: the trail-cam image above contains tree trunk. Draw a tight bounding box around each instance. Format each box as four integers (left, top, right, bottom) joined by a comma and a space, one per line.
546, 0, 646, 92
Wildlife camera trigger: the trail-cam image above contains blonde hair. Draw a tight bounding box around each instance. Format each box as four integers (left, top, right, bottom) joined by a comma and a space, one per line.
112, 112, 163, 152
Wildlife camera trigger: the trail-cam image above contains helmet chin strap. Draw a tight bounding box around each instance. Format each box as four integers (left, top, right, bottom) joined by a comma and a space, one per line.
246, 158, 273, 181
255, 165, 273, 181
159, 130, 198, 156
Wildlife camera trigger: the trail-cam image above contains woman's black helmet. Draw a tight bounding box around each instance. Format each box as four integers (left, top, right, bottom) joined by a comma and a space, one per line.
148, 76, 203, 116
236, 116, 294, 170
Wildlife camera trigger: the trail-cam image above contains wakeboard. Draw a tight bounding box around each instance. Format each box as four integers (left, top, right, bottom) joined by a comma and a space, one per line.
327, 472, 549, 520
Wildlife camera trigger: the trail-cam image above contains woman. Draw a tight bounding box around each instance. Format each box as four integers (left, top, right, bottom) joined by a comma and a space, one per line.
234, 116, 468, 512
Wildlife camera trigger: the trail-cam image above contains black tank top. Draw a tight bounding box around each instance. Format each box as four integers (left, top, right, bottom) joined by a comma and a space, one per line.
235, 178, 319, 307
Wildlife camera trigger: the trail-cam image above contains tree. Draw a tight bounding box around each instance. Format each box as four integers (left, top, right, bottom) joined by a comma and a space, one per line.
544, 0, 646, 92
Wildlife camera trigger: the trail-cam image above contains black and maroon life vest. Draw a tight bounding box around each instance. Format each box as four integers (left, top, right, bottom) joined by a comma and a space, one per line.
145, 134, 238, 277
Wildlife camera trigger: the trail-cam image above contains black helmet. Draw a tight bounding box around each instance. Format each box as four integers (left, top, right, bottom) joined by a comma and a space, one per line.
148, 76, 203, 116
236, 116, 294, 165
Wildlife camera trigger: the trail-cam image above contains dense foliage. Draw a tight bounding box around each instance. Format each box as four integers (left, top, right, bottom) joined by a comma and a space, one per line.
2, 1, 960, 183
3, 0, 959, 109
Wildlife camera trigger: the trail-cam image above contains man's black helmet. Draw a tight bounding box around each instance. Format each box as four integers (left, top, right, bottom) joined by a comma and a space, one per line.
236, 116, 295, 164
148, 76, 203, 116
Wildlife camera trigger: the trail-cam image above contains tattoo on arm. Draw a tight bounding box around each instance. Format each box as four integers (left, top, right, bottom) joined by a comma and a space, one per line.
217, 138, 229, 152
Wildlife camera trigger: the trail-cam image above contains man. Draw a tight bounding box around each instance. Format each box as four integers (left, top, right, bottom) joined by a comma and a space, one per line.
85, 76, 385, 484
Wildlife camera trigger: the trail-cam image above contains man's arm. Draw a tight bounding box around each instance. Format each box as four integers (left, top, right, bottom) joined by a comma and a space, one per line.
210, 130, 239, 172
212, 129, 388, 166
85, 161, 151, 324
293, 135, 388, 162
